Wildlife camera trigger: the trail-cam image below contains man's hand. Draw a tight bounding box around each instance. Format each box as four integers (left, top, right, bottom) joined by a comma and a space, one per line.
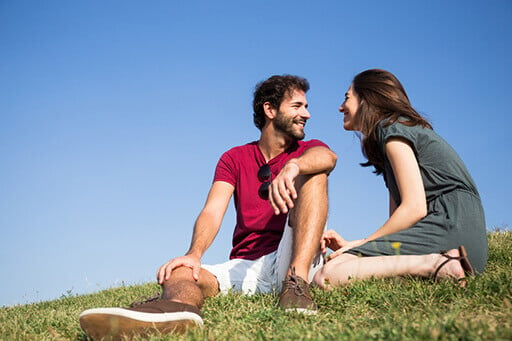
269, 161, 300, 215
157, 255, 201, 284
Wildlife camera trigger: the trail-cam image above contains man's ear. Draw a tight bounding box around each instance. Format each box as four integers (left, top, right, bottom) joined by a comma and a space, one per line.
263, 102, 277, 120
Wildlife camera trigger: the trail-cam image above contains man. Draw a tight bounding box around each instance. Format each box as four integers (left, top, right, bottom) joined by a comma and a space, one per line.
79, 75, 337, 339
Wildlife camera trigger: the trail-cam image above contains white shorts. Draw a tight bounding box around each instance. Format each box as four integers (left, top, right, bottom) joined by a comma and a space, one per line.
202, 224, 324, 294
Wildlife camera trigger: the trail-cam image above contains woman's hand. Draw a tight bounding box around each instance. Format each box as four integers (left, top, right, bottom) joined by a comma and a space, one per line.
321, 229, 348, 253
325, 238, 367, 262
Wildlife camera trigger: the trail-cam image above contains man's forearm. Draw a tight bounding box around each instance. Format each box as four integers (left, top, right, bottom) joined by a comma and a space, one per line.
186, 211, 222, 259
287, 146, 337, 175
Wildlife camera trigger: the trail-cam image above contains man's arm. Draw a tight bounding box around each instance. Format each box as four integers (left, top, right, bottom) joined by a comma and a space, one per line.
187, 181, 234, 258
157, 181, 234, 283
269, 146, 337, 214
286, 146, 337, 176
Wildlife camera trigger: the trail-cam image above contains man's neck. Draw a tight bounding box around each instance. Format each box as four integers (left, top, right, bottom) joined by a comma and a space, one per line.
258, 129, 294, 162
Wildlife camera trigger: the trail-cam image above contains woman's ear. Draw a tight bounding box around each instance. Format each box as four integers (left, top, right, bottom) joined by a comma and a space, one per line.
263, 102, 277, 120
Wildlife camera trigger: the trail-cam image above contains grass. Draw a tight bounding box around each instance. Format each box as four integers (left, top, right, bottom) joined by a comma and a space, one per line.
1, 230, 511, 340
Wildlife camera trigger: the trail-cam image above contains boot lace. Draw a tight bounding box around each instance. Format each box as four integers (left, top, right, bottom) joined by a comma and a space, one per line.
283, 267, 311, 298
129, 291, 161, 307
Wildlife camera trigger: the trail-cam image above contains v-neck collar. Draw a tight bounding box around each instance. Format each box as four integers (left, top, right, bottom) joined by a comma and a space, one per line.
256, 140, 299, 165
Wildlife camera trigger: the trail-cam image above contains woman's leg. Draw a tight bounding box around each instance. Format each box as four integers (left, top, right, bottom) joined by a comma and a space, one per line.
313, 249, 465, 288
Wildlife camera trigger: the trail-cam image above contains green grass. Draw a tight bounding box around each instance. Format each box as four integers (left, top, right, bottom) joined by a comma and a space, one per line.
1, 231, 511, 340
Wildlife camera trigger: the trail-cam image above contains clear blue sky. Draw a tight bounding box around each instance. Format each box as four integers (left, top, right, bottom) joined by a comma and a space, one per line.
1, 0, 510, 307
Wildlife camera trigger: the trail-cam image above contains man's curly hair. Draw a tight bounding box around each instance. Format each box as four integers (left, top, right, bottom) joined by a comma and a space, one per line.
252, 75, 309, 131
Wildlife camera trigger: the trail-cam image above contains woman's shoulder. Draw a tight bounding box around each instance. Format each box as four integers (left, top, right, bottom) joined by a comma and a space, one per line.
377, 117, 434, 149
379, 117, 430, 135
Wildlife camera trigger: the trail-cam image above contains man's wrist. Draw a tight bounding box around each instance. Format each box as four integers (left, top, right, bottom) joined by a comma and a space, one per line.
185, 250, 202, 260
286, 159, 300, 172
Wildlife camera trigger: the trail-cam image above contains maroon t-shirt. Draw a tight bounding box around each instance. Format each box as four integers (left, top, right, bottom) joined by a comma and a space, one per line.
214, 139, 329, 260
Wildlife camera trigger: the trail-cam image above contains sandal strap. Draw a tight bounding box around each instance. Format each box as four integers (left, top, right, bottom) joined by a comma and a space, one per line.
432, 252, 463, 280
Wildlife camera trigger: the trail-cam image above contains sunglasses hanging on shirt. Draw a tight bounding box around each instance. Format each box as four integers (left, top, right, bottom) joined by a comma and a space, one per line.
257, 164, 271, 200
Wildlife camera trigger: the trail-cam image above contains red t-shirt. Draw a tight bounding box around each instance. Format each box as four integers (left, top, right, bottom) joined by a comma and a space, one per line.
214, 139, 329, 260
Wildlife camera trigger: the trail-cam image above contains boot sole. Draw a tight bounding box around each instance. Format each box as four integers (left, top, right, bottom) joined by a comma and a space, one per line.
284, 307, 318, 315
79, 308, 203, 340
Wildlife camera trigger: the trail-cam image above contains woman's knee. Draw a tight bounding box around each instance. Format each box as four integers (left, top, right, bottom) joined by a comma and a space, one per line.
312, 265, 336, 289
313, 254, 357, 289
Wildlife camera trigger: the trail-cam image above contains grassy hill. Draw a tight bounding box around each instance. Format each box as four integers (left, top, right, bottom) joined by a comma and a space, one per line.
1, 231, 511, 340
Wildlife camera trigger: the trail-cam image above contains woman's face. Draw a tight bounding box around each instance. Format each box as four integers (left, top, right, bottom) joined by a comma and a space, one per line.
339, 84, 359, 131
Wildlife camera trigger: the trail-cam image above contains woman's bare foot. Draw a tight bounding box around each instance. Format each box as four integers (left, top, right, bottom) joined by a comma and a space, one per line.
432, 248, 466, 286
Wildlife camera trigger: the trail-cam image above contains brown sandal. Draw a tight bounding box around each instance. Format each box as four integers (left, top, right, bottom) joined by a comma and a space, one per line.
433, 245, 474, 280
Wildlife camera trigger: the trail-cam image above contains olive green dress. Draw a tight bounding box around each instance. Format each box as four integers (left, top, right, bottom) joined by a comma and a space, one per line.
347, 120, 488, 273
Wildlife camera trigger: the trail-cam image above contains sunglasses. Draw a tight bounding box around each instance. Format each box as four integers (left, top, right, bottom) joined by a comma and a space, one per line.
258, 164, 271, 200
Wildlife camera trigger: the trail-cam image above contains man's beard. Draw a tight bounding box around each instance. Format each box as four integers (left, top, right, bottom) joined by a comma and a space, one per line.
274, 111, 306, 141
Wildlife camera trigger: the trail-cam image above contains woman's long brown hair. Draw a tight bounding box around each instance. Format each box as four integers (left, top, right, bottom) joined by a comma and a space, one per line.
352, 69, 432, 174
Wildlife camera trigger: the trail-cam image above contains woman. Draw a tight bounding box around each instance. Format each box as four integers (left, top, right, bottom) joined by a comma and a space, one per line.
313, 69, 487, 287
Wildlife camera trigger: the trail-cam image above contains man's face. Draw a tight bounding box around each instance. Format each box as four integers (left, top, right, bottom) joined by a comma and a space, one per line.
273, 90, 310, 140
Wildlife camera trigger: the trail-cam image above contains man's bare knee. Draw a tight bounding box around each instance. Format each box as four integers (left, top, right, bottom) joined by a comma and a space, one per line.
196, 268, 220, 297
162, 266, 219, 305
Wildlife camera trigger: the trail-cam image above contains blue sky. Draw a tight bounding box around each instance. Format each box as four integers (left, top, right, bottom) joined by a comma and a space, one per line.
1, 0, 510, 307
